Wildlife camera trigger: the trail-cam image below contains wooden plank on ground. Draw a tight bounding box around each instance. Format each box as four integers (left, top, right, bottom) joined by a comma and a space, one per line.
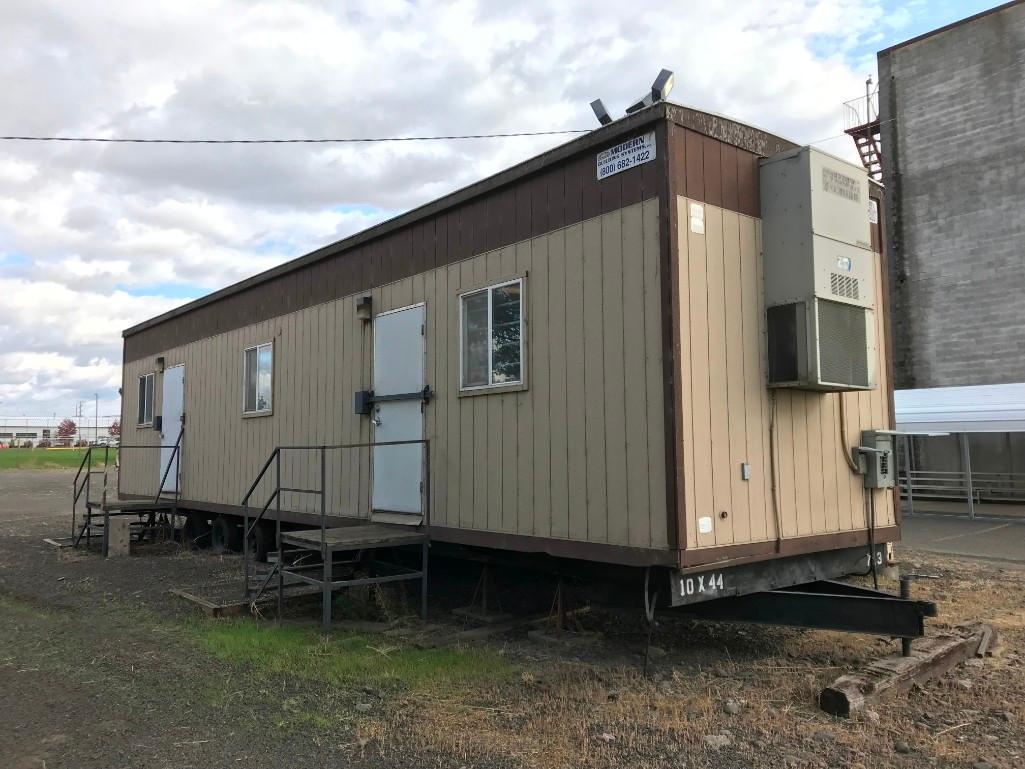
819, 623, 996, 717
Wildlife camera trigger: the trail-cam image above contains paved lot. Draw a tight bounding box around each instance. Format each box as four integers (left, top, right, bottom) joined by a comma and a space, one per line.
901, 514, 1025, 565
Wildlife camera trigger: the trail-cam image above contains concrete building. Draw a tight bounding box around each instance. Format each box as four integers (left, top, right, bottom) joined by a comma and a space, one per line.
868, 1, 1025, 500
878, 0, 1025, 390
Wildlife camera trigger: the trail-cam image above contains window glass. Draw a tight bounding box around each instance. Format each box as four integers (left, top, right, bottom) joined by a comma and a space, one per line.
461, 291, 489, 387
460, 280, 523, 389
244, 348, 257, 412
491, 282, 521, 384
257, 344, 273, 411
244, 343, 273, 413
137, 373, 154, 425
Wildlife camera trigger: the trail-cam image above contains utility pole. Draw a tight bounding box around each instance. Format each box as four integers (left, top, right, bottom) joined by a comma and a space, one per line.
94, 393, 99, 446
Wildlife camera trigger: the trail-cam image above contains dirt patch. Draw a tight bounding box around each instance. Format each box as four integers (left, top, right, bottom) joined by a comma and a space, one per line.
2, 470, 1023, 768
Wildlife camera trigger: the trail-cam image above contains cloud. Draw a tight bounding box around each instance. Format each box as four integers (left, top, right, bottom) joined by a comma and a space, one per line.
0, 0, 894, 417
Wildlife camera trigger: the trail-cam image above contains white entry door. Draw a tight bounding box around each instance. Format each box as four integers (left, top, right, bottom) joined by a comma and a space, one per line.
372, 304, 425, 522
159, 364, 184, 493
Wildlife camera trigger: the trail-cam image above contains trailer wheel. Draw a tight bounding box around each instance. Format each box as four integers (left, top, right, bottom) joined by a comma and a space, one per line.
246, 521, 272, 562
211, 515, 242, 553
182, 513, 212, 549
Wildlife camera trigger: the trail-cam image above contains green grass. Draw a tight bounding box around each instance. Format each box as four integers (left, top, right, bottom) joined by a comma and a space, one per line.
0, 447, 118, 470
197, 621, 513, 692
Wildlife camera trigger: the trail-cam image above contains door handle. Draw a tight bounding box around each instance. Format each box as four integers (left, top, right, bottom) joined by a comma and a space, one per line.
372, 414, 382, 427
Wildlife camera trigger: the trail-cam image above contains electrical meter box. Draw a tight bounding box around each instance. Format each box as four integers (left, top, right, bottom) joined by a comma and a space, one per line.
760, 146, 877, 391
859, 430, 895, 489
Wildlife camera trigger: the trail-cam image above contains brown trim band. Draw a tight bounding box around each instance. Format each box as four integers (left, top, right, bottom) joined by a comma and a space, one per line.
123, 142, 668, 362
679, 525, 901, 571
120, 495, 678, 568
428, 525, 679, 568
658, 120, 681, 553
124, 103, 803, 364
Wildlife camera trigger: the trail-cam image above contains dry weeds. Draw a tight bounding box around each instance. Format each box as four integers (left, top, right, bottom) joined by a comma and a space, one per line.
357, 551, 1025, 769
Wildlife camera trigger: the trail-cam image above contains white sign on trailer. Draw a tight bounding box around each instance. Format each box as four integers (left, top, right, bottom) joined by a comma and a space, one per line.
596, 131, 656, 180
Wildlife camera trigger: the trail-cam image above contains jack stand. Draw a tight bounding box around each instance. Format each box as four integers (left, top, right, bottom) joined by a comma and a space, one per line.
899, 573, 940, 656
643, 567, 658, 676
552, 578, 567, 634
452, 563, 512, 625
528, 578, 598, 648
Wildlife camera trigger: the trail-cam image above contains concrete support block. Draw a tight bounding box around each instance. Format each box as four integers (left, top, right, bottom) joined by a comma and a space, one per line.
106, 518, 132, 558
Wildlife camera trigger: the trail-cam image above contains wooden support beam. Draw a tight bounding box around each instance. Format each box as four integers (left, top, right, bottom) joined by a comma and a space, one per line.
820, 623, 996, 717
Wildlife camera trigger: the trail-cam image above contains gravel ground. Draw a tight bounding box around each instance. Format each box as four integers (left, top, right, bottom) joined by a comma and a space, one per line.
1, 469, 1022, 769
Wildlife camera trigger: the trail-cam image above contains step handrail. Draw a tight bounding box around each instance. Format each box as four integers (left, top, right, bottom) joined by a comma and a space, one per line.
71, 447, 93, 544
240, 439, 431, 602
241, 447, 280, 508
153, 427, 184, 505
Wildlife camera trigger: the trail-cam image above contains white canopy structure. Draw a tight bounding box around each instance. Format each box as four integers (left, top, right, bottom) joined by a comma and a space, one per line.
895, 382, 1025, 433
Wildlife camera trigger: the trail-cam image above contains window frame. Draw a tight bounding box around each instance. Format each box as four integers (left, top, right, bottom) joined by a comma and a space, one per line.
137, 372, 155, 427
242, 341, 274, 417
458, 277, 526, 394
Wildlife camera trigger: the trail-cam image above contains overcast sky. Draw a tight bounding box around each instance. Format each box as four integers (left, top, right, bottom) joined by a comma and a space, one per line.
0, 0, 992, 421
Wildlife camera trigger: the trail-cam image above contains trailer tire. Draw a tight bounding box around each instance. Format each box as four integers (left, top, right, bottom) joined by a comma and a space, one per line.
211, 515, 242, 553
246, 520, 272, 562
182, 513, 212, 549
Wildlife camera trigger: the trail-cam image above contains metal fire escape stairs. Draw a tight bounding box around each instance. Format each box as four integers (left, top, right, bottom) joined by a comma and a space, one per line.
843, 80, 882, 182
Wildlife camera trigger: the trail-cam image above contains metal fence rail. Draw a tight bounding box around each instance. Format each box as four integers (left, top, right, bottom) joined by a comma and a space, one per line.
899, 470, 1025, 503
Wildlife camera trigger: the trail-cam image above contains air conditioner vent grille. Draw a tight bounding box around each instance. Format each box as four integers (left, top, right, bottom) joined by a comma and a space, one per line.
817, 300, 870, 387
830, 272, 860, 300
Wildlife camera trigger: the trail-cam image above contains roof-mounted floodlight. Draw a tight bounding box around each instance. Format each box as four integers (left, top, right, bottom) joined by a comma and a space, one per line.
592, 68, 676, 126
624, 68, 675, 115
590, 99, 613, 126
651, 68, 675, 102
624, 92, 653, 115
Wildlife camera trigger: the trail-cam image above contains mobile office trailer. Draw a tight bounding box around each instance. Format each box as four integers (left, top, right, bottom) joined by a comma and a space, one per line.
115, 101, 903, 615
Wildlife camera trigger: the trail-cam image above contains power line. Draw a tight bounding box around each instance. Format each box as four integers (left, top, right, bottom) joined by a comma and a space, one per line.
0, 128, 592, 144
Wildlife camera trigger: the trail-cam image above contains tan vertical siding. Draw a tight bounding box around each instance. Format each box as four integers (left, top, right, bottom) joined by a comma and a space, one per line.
721, 209, 750, 543
676, 196, 895, 549
641, 200, 669, 549
563, 222, 588, 542
530, 236, 552, 538
547, 228, 570, 540
121, 198, 669, 553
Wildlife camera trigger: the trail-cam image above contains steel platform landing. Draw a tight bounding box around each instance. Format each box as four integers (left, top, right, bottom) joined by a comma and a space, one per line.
85, 500, 177, 514
269, 523, 429, 631
281, 523, 428, 551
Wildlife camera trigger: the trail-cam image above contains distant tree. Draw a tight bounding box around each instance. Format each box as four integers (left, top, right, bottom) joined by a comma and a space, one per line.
56, 418, 77, 447
108, 419, 121, 437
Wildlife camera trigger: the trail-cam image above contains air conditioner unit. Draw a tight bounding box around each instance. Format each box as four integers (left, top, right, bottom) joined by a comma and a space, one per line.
760, 146, 877, 391
767, 298, 876, 390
